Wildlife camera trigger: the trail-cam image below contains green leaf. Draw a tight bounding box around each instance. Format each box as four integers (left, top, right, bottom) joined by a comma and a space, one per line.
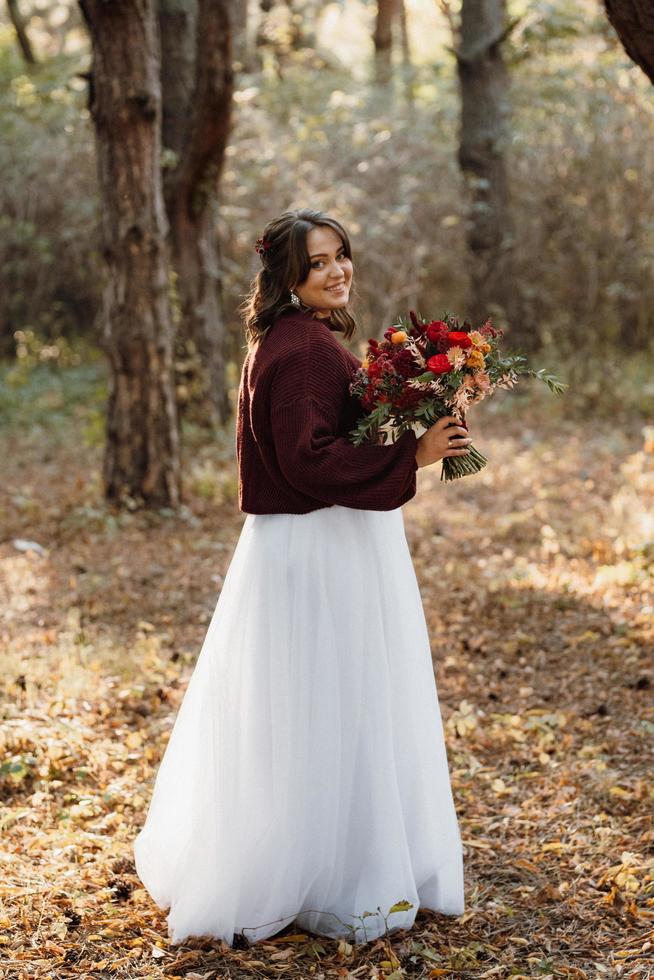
523, 367, 568, 393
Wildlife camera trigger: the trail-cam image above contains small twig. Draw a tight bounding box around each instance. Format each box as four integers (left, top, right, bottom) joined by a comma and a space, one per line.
435, 0, 458, 43
32, 887, 54, 944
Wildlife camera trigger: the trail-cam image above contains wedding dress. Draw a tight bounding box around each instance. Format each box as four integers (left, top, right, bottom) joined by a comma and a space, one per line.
133, 503, 464, 946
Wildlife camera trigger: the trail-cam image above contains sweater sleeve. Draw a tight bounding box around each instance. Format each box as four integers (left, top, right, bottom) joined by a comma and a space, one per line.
269, 327, 418, 511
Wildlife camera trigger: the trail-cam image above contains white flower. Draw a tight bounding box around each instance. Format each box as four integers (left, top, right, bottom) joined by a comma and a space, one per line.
446, 346, 466, 369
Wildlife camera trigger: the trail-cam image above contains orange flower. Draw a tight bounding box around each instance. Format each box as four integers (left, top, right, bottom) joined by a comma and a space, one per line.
466, 348, 485, 370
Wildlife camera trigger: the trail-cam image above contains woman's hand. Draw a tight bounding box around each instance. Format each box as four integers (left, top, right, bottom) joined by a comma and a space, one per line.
415, 416, 472, 469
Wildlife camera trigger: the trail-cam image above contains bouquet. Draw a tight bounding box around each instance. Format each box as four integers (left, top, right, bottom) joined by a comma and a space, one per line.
348, 310, 566, 481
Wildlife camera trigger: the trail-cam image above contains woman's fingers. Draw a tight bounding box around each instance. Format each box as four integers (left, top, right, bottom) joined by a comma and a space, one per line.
435, 415, 460, 428
438, 419, 469, 437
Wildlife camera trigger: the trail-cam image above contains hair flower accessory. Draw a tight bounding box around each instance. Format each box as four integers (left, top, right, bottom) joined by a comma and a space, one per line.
255, 236, 272, 256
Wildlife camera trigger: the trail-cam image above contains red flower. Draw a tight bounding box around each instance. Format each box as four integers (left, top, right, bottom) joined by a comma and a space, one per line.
446, 331, 472, 348
362, 389, 376, 410
383, 326, 400, 341
425, 320, 449, 343
393, 349, 418, 378
392, 386, 425, 409
427, 354, 452, 375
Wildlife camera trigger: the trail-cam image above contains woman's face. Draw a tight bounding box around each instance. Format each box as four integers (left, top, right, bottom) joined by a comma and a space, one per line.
293, 226, 353, 317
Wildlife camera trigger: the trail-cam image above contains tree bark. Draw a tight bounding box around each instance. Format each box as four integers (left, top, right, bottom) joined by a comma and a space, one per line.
456, 0, 525, 343
7, 0, 37, 64
373, 0, 399, 87
79, 0, 181, 508
159, 0, 235, 427
604, 0, 654, 84
159, 0, 198, 160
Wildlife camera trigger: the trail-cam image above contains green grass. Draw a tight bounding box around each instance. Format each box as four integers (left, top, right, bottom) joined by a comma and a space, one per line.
0, 349, 107, 448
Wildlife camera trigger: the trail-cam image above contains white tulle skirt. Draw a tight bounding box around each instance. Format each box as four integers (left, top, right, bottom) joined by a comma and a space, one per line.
133, 504, 464, 947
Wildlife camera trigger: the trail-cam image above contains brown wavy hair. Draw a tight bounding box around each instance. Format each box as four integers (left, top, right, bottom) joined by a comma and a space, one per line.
238, 208, 358, 347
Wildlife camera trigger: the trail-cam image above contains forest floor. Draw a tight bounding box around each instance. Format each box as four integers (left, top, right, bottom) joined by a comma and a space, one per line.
1, 375, 653, 980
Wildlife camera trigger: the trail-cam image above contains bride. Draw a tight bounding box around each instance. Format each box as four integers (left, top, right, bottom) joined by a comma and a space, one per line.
133, 207, 471, 947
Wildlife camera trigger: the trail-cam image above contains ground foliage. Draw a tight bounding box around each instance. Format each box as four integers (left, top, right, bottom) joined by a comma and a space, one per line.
0, 365, 652, 979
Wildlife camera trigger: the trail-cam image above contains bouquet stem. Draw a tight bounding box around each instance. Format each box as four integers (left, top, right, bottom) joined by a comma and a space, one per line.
378, 418, 487, 482
441, 443, 487, 481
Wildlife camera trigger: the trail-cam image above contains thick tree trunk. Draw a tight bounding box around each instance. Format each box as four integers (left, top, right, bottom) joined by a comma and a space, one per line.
456, 0, 525, 343
604, 0, 654, 84
373, 0, 398, 87
79, 0, 181, 508
159, 0, 234, 427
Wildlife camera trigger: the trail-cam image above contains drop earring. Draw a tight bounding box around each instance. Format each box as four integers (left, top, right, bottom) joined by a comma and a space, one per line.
290, 290, 301, 307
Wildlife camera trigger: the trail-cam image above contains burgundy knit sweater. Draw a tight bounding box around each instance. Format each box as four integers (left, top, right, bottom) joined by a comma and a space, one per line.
236, 307, 419, 515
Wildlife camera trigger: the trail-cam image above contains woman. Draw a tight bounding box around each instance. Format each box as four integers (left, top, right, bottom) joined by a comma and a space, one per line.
133, 207, 471, 948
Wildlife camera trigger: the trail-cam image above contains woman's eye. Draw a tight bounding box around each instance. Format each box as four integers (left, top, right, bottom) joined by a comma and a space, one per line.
312, 252, 346, 269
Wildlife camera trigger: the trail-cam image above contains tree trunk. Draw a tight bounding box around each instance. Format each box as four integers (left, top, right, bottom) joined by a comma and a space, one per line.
373, 0, 398, 87
159, 0, 198, 159
604, 0, 654, 84
7, 0, 37, 64
456, 0, 525, 343
159, 0, 235, 428
79, 0, 181, 508
398, 0, 414, 105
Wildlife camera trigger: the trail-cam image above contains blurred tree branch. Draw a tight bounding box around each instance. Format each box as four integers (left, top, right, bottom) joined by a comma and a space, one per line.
7, 0, 36, 65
